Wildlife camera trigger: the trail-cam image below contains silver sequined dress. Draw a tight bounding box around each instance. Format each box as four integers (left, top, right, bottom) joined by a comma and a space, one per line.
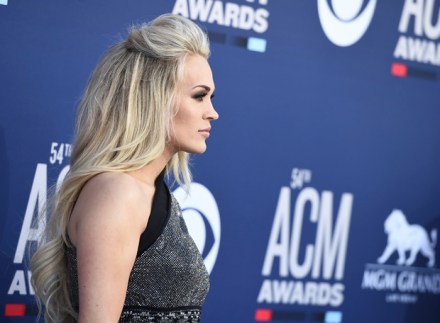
66, 175, 210, 322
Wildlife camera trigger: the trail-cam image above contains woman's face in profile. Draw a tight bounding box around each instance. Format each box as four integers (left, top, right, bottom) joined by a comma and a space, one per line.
169, 54, 219, 154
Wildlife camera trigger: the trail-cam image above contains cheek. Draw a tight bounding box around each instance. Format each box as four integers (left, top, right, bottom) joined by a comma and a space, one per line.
173, 115, 189, 133
175, 104, 197, 128
172, 109, 193, 138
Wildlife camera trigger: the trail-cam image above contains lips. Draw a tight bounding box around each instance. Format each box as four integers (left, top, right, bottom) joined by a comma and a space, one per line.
198, 128, 211, 138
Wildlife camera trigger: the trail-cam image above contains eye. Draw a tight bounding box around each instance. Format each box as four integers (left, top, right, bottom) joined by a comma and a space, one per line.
193, 92, 208, 102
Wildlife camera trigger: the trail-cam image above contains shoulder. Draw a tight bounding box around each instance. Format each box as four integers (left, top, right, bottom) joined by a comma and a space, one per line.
84, 172, 146, 198
68, 172, 153, 246
79, 172, 150, 219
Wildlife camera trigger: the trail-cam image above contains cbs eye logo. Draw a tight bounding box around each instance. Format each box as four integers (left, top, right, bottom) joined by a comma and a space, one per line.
317, 0, 377, 47
174, 183, 221, 274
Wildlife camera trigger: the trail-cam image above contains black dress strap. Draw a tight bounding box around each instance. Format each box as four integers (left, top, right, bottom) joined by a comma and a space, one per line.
136, 171, 171, 257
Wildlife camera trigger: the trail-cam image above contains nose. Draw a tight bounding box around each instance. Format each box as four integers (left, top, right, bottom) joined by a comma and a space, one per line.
204, 103, 219, 121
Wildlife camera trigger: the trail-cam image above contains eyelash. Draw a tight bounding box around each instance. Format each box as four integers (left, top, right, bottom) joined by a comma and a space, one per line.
194, 92, 215, 102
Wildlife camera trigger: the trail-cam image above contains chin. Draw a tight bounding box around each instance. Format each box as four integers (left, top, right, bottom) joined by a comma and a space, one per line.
187, 143, 207, 154
192, 146, 207, 154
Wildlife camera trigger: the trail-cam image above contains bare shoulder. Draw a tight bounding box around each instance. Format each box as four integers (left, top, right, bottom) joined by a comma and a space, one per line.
85, 171, 146, 197
77, 172, 150, 217
68, 172, 153, 246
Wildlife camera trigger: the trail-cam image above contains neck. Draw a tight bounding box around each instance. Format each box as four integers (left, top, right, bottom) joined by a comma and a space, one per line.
128, 145, 174, 186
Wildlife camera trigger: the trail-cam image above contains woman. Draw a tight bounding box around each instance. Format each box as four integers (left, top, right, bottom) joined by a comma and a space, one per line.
30, 13, 219, 322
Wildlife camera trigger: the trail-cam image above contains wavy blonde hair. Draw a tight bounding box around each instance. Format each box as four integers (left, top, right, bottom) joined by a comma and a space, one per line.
30, 14, 210, 322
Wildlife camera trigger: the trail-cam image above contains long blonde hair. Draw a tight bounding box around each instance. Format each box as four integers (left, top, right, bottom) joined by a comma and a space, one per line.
30, 14, 210, 322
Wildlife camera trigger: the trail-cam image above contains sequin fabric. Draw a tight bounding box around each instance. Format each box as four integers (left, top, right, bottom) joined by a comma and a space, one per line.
119, 307, 201, 322
66, 194, 210, 322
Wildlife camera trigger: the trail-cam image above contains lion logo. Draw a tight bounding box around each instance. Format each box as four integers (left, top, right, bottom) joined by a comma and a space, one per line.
377, 209, 437, 267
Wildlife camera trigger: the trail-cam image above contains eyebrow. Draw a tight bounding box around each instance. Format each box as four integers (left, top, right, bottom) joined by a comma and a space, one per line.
192, 85, 213, 92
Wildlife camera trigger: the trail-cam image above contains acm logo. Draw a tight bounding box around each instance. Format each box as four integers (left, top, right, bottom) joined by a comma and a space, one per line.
173, 183, 221, 274
257, 169, 354, 308
317, 0, 377, 47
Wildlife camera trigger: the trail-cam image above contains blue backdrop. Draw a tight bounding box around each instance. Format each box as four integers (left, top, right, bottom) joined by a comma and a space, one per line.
1, 1, 440, 322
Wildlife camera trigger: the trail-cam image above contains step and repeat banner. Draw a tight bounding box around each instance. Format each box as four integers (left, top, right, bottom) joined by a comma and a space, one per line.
1, 0, 440, 322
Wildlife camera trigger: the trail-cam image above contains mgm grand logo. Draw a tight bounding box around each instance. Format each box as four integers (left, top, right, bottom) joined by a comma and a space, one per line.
361, 209, 440, 304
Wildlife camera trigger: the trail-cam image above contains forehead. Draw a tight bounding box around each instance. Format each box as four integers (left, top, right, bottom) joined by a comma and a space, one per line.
180, 54, 214, 89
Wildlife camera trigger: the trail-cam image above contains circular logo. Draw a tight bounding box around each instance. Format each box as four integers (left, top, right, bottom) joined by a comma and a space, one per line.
317, 0, 377, 47
173, 183, 221, 274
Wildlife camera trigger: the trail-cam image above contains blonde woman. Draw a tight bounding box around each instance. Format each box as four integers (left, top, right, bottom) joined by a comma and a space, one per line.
30, 14, 219, 322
